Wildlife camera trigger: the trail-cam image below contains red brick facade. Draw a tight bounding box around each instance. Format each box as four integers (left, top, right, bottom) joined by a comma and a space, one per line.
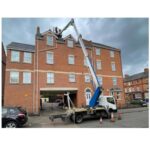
4, 28, 125, 114
124, 69, 149, 101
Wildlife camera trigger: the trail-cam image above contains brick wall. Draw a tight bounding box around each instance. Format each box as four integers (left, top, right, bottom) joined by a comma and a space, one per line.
4, 29, 125, 113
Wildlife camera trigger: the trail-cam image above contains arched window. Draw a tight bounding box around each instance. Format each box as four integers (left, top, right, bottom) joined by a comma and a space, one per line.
85, 88, 92, 105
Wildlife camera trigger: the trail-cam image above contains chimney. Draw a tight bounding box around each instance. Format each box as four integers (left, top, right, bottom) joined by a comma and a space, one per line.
125, 74, 129, 78
144, 68, 149, 73
36, 26, 40, 35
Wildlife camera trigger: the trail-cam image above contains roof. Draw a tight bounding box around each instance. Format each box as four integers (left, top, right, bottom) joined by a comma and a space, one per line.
7, 42, 35, 52
93, 42, 119, 51
124, 71, 149, 82
42, 29, 119, 51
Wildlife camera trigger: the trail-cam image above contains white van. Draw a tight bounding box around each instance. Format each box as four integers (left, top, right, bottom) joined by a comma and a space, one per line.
98, 96, 117, 112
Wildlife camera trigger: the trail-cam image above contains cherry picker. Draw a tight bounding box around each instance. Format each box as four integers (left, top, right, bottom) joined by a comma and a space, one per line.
49, 19, 117, 123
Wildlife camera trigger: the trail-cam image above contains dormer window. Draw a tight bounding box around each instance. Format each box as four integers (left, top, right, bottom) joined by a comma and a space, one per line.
11, 51, 20, 62
47, 35, 53, 46
67, 40, 73, 48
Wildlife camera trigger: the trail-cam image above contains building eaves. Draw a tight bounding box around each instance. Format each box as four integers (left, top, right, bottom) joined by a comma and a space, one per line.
7, 42, 35, 53
124, 72, 149, 82
92, 42, 119, 51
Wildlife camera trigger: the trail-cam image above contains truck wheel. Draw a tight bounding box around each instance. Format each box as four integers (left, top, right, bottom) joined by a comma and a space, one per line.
5, 121, 17, 128
75, 114, 83, 124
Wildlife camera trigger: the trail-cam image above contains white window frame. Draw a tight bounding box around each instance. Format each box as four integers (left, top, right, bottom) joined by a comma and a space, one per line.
47, 35, 54, 46
96, 48, 101, 55
68, 74, 76, 82
46, 52, 54, 64
23, 52, 32, 63
68, 55, 75, 64
129, 88, 132, 92
67, 40, 73, 48
10, 71, 19, 84
111, 62, 116, 71
47, 72, 54, 84
11, 51, 20, 62
112, 77, 117, 86
110, 51, 114, 58
84, 57, 88, 66
85, 74, 91, 83
97, 76, 103, 85
23, 72, 31, 84
96, 60, 102, 70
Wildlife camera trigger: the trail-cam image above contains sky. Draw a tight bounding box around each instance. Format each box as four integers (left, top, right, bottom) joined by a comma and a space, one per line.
2, 18, 149, 76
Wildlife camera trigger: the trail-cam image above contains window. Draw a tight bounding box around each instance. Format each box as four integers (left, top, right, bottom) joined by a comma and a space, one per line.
110, 51, 114, 58
112, 77, 117, 86
23, 52, 32, 63
84, 57, 88, 66
85, 88, 92, 105
67, 40, 73, 48
96, 60, 102, 70
69, 74, 76, 82
96, 48, 101, 55
137, 87, 140, 91
10, 71, 19, 84
128, 82, 131, 86
11, 51, 20, 62
47, 73, 54, 84
107, 97, 115, 104
117, 92, 121, 100
23, 72, 31, 84
46, 52, 54, 64
2, 108, 8, 115
68, 55, 75, 64
129, 88, 132, 92
85, 74, 90, 83
111, 62, 116, 71
97, 76, 103, 85
47, 36, 53, 46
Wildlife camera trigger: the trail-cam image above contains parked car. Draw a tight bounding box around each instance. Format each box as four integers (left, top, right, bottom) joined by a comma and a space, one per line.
141, 99, 149, 107
2, 107, 28, 128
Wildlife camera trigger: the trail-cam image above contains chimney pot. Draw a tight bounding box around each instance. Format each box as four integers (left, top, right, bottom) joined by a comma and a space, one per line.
144, 68, 149, 72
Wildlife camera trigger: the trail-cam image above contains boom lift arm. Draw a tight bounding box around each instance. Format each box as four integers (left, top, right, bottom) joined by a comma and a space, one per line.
58, 19, 102, 108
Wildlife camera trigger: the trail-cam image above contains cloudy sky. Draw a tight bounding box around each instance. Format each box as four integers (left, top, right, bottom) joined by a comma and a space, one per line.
2, 18, 149, 76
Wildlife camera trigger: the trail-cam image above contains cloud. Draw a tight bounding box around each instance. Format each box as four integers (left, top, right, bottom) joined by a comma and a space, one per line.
2, 18, 148, 76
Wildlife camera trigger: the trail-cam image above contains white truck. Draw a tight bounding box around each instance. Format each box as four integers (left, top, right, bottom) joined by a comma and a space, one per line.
49, 19, 117, 123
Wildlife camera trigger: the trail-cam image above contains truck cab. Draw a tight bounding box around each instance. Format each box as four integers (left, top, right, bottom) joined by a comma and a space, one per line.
98, 96, 117, 112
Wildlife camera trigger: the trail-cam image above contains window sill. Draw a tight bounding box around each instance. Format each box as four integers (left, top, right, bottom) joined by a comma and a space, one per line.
47, 83, 55, 84
10, 61, 20, 63
23, 83, 32, 85
23, 62, 32, 64
9, 83, 19, 85
46, 63, 54, 65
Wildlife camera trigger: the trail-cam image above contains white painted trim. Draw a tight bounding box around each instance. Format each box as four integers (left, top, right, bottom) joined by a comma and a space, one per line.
6, 69, 123, 78
40, 87, 78, 91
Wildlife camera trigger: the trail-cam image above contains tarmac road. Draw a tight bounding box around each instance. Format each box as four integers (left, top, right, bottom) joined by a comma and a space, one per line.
24, 107, 149, 128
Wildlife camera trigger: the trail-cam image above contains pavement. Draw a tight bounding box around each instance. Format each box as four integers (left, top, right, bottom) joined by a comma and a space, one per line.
24, 107, 149, 128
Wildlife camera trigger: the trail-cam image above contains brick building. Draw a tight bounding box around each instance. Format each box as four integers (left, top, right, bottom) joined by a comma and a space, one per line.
124, 68, 149, 101
4, 27, 125, 114
2, 42, 6, 106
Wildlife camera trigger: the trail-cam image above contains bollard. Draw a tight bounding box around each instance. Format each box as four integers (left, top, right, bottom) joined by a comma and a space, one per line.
99, 116, 103, 124
110, 112, 115, 122
118, 111, 122, 120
